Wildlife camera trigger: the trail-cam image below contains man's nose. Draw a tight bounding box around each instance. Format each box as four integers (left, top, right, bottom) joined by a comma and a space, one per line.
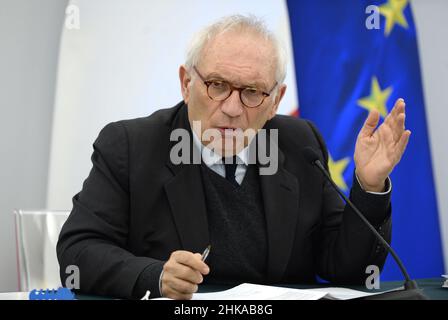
220, 90, 244, 117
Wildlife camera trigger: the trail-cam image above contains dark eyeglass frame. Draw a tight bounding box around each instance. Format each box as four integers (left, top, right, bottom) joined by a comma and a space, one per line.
193, 66, 277, 108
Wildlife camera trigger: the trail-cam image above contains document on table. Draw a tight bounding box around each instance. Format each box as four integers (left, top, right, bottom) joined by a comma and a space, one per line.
153, 283, 399, 300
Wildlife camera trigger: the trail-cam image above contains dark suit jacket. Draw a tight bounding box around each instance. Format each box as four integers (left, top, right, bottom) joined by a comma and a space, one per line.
57, 101, 391, 299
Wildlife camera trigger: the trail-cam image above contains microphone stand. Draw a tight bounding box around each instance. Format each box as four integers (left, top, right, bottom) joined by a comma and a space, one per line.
305, 147, 428, 300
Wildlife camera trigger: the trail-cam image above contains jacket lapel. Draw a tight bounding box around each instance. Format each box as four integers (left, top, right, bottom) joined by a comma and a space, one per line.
164, 104, 209, 253
164, 164, 210, 254
259, 142, 300, 283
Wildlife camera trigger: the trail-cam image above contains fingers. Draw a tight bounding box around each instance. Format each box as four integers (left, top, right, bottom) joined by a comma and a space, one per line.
385, 98, 405, 123
174, 251, 210, 274
167, 262, 204, 282
359, 109, 380, 138
385, 98, 406, 141
162, 277, 198, 300
161, 250, 210, 300
394, 112, 406, 141
395, 130, 411, 161
390, 98, 405, 118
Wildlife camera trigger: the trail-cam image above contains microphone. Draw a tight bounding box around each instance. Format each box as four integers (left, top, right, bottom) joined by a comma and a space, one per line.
303, 147, 427, 300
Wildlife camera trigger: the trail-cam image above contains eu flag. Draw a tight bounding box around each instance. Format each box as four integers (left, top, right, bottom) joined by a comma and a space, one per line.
287, 0, 444, 280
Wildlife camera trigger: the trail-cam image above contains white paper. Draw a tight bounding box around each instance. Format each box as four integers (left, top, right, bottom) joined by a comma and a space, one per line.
152, 283, 399, 300
442, 275, 448, 288
192, 283, 327, 300
305, 287, 400, 300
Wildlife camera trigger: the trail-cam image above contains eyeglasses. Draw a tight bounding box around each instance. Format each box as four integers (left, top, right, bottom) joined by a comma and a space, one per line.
193, 66, 277, 108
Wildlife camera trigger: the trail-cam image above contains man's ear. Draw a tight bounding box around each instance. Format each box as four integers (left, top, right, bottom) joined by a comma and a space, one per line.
179, 65, 192, 103
268, 84, 287, 120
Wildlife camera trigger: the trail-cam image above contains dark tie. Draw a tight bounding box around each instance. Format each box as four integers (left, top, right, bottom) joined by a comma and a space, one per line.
224, 156, 239, 187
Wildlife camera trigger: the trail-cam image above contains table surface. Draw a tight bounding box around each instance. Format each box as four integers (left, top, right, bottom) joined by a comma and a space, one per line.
0, 278, 446, 300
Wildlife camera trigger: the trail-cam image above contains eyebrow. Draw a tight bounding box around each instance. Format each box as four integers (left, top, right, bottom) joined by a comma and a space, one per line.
205, 72, 268, 90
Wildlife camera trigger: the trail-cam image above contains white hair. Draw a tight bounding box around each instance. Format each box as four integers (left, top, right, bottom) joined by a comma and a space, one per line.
185, 14, 287, 84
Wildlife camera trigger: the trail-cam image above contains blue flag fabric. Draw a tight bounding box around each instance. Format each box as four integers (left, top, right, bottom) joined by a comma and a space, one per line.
287, 0, 444, 280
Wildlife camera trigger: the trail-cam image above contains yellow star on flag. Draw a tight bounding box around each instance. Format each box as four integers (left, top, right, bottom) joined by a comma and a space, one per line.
357, 77, 392, 118
379, 0, 409, 36
328, 154, 350, 192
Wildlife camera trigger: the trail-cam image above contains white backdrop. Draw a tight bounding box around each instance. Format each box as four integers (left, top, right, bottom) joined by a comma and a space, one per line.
46, 0, 298, 210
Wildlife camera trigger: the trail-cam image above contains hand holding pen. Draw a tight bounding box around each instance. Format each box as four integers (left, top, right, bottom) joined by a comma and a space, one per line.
160, 245, 211, 300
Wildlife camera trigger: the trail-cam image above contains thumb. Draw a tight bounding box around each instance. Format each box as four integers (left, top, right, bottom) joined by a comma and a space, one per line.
359, 110, 379, 138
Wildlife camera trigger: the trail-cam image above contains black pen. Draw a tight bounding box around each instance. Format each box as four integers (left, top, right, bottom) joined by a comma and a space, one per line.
201, 245, 211, 261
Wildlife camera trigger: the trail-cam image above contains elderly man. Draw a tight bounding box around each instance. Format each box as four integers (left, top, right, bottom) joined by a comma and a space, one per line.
57, 15, 410, 300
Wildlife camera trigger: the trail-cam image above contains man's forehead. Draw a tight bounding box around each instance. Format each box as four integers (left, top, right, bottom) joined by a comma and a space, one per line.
204, 31, 274, 61
200, 32, 276, 87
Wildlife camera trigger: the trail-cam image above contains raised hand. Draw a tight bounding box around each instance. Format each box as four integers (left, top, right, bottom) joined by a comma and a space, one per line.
354, 98, 411, 192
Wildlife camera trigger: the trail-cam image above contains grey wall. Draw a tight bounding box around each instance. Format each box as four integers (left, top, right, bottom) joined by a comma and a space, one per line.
0, 0, 67, 291
412, 0, 448, 270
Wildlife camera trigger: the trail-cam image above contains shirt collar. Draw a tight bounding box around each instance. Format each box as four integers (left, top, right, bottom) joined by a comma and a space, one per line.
192, 130, 249, 166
